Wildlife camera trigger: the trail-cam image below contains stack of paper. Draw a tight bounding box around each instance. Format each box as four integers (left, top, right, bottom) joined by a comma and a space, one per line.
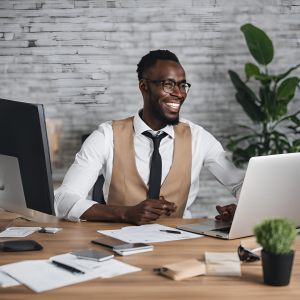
0, 227, 41, 238
0, 254, 141, 293
98, 224, 203, 243
205, 252, 241, 277
0, 271, 20, 288
114, 245, 153, 256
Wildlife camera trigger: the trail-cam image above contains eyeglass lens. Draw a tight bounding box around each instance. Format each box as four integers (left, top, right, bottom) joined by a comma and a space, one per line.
163, 80, 190, 94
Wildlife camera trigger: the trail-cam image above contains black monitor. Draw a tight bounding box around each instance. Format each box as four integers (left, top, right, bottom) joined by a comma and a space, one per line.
0, 98, 55, 217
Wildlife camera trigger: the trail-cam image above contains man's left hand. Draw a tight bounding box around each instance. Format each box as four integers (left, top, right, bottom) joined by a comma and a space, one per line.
215, 203, 237, 223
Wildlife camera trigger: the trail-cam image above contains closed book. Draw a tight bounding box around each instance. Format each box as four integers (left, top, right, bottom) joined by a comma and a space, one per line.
160, 259, 206, 281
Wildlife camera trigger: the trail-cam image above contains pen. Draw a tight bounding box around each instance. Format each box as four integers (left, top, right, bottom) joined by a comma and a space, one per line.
159, 230, 181, 234
52, 260, 85, 274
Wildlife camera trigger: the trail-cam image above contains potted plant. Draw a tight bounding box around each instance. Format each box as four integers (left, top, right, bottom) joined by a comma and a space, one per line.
254, 217, 297, 286
227, 23, 300, 167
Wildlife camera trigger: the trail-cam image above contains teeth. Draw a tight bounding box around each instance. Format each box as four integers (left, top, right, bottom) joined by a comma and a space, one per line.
165, 103, 179, 108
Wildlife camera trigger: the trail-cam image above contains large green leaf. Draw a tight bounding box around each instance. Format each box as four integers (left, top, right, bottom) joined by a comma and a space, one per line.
227, 134, 256, 151
245, 63, 260, 81
229, 70, 259, 102
260, 87, 277, 120
236, 92, 264, 123
274, 64, 300, 83
253, 73, 273, 82
274, 110, 300, 126
290, 115, 300, 126
241, 24, 274, 66
275, 77, 300, 100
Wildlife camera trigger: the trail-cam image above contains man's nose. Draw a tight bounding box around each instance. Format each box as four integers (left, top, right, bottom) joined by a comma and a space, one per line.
170, 84, 184, 100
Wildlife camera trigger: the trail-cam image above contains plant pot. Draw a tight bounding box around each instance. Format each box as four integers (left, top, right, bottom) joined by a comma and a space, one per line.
261, 249, 294, 286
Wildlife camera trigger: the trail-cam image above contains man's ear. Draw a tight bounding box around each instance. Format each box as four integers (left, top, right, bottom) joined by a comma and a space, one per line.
139, 79, 148, 95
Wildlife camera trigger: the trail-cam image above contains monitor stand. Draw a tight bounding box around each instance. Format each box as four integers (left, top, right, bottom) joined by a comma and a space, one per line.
0, 155, 59, 232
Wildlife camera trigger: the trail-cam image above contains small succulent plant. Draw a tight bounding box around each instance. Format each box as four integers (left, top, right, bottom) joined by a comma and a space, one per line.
254, 217, 297, 255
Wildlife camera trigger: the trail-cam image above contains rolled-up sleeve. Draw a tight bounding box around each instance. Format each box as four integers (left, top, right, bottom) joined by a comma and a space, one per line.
54, 129, 107, 221
203, 136, 245, 201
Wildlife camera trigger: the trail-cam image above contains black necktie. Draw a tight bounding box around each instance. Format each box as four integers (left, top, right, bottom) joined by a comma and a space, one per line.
142, 131, 168, 199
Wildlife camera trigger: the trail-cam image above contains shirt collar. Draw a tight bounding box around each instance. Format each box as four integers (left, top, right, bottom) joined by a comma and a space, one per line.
133, 109, 175, 139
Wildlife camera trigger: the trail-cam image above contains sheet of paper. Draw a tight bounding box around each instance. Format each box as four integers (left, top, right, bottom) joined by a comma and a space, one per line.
0, 271, 21, 288
97, 224, 203, 243
205, 252, 240, 263
205, 252, 241, 277
0, 259, 141, 293
0, 227, 41, 238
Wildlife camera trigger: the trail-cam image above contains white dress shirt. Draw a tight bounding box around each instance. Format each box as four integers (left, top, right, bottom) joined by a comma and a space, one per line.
54, 109, 244, 222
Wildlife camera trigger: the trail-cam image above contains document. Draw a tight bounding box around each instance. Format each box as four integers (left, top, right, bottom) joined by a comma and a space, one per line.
0, 258, 141, 293
97, 224, 203, 243
0, 227, 41, 238
0, 271, 21, 288
205, 252, 241, 277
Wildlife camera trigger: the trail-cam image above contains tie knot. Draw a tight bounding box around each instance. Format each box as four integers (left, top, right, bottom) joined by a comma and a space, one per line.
142, 131, 168, 149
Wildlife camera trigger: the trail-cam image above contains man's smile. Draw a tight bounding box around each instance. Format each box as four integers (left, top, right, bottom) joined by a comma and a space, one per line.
163, 100, 181, 113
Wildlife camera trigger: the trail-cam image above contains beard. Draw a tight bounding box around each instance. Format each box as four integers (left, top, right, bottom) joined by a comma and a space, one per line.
148, 94, 180, 126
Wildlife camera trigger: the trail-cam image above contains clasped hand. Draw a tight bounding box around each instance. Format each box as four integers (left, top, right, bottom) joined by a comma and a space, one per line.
215, 203, 237, 223
125, 196, 177, 225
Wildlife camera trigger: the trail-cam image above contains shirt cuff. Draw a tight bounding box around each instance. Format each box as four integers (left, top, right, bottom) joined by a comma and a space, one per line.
67, 199, 98, 222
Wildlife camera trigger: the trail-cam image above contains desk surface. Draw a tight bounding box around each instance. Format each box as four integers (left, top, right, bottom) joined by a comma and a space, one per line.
0, 209, 299, 300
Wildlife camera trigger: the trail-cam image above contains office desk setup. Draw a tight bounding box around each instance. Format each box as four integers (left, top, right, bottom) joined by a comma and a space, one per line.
1, 209, 300, 300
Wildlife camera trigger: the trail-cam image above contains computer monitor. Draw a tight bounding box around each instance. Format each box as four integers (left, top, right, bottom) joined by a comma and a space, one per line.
0, 98, 55, 222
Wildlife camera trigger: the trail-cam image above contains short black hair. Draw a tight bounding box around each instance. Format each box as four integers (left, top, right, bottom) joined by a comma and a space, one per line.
136, 49, 180, 81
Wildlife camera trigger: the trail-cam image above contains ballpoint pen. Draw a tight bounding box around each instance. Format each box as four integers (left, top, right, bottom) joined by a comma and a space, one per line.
159, 230, 181, 234
52, 260, 85, 274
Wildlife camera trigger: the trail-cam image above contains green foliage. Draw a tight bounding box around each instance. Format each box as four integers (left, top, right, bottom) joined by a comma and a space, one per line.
254, 218, 297, 255
241, 24, 274, 66
227, 24, 300, 167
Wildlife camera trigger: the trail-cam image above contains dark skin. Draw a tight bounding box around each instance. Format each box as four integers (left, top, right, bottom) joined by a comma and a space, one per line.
81, 59, 236, 224
215, 204, 237, 223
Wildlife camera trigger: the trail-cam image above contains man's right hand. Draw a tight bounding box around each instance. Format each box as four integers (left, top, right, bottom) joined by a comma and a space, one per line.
124, 196, 177, 225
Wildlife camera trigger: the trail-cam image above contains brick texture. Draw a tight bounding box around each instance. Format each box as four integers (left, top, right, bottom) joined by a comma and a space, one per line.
0, 0, 299, 217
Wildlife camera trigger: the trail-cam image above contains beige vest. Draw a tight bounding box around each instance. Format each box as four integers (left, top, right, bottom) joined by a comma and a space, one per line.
106, 117, 192, 218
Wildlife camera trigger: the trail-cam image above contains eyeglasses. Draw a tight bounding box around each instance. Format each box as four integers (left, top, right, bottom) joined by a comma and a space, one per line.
238, 242, 263, 262
142, 79, 191, 94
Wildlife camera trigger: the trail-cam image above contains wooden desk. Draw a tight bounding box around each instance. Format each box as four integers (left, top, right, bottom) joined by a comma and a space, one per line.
1, 210, 299, 300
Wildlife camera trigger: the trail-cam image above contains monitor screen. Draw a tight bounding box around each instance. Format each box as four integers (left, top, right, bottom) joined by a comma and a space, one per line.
0, 98, 55, 216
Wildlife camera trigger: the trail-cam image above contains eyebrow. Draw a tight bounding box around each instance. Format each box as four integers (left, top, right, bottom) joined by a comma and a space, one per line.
165, 78, 187, 83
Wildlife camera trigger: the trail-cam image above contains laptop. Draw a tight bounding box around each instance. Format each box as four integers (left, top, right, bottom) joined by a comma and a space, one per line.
177, 153, 300, 239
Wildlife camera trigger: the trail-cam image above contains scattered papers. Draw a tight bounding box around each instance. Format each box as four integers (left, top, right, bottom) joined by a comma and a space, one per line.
0, 258, 141, 293
0, 271, 21, 288
205, 252, 241, 277
0, 227, 41, 238
98, 224, 203, 243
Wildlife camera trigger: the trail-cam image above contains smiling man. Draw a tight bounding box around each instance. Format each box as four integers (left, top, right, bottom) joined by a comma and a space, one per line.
54, 50, 244, 224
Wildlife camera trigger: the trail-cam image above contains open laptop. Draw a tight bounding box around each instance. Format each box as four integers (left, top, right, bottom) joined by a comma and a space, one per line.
177, 153, 300, 239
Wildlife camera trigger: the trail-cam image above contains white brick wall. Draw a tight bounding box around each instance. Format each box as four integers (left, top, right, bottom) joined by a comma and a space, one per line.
0, 0, 299, 218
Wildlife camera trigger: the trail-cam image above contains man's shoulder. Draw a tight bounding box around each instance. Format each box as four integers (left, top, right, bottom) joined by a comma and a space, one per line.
96, 120, 113, 137
179, 117, 204, 134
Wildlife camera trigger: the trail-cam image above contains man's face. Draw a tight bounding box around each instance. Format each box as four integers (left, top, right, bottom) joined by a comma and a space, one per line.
143, 60, 187, 125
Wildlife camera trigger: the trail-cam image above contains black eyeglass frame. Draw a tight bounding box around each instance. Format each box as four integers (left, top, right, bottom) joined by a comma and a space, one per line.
238, 244, 261, 262
142, 78, 191, 94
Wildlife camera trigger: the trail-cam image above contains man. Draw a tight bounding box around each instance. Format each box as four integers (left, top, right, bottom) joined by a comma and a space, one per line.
54, 50, 243, 224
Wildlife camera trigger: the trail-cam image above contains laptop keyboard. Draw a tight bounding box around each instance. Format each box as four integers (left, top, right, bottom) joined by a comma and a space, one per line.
212, 227, 231, 234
